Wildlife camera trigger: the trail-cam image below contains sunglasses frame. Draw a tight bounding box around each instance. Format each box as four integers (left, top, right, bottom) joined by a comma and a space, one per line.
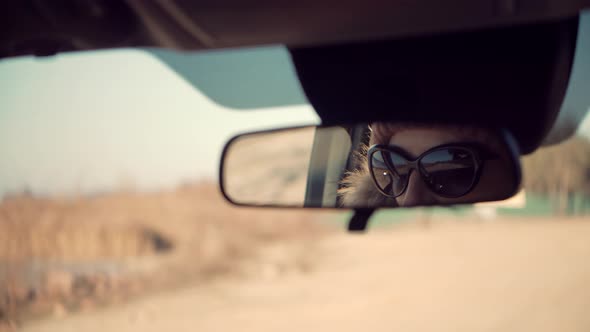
367, 143, 492, 199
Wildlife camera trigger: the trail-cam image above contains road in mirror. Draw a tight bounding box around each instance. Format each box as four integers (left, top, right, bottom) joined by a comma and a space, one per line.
221, 122, 522, 208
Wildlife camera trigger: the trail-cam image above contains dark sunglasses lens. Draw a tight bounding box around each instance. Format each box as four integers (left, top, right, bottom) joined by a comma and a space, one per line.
420, 148, 477, 197
370, 150, 408, 196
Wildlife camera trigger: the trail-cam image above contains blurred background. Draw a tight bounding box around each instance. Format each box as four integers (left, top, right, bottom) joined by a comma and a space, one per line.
1, 47, 590, 332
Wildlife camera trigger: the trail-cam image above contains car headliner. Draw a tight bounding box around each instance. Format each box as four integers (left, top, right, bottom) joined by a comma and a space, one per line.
2, 1, 590, 57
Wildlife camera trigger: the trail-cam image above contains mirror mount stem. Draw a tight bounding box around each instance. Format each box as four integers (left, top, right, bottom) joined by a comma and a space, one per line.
348, 208, 375, 232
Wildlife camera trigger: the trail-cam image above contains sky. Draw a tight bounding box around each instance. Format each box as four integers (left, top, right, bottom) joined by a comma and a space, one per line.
0, 39, 589, 197
0, 48, 319, 196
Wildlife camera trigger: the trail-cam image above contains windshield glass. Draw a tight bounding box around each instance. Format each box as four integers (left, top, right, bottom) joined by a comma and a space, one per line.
1, 47, 590, 332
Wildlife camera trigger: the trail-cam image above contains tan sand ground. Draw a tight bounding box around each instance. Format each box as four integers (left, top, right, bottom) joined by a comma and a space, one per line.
20, 217, 590, 332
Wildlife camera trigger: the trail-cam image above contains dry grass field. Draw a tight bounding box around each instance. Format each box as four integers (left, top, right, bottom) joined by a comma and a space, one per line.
0, 183, 329, 328
2, 183, 590, 332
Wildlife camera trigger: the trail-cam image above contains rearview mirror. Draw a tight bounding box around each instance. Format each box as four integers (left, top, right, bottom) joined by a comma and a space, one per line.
220, 123, 522, 209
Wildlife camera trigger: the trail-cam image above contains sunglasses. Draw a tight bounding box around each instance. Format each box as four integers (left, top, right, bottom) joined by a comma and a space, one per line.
368, 143, 493, 198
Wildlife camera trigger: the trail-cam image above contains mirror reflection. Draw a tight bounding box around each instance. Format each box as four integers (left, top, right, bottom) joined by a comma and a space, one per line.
221, 123, 521, 208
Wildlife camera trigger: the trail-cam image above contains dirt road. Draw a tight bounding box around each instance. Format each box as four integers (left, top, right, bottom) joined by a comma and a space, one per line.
21, 218, 590, 332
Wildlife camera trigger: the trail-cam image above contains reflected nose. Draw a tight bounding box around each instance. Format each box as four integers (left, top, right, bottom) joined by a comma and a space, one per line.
397, 170, 438, 207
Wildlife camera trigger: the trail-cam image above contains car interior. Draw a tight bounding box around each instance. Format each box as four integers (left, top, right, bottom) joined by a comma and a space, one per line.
2, 1, 590, 330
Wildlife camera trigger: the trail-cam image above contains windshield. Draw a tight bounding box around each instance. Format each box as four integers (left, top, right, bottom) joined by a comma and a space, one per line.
1, 46, 590, 332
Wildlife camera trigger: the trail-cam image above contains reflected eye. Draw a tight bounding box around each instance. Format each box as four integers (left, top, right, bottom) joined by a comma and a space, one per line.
369, 149, 409, 197
419, 147, 478, 197
371, 153, 388, 169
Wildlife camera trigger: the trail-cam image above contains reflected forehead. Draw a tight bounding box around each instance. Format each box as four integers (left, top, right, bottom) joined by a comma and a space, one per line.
389, 128, 481, 157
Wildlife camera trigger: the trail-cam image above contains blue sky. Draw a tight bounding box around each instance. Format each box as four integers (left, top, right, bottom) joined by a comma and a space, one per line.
0, 43, 589, 197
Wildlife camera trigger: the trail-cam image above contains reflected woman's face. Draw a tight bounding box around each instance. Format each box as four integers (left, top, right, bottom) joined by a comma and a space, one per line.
365, 124, 517, 207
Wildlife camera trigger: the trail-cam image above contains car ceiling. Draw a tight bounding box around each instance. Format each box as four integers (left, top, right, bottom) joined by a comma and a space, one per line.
2, 0, 590, 58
